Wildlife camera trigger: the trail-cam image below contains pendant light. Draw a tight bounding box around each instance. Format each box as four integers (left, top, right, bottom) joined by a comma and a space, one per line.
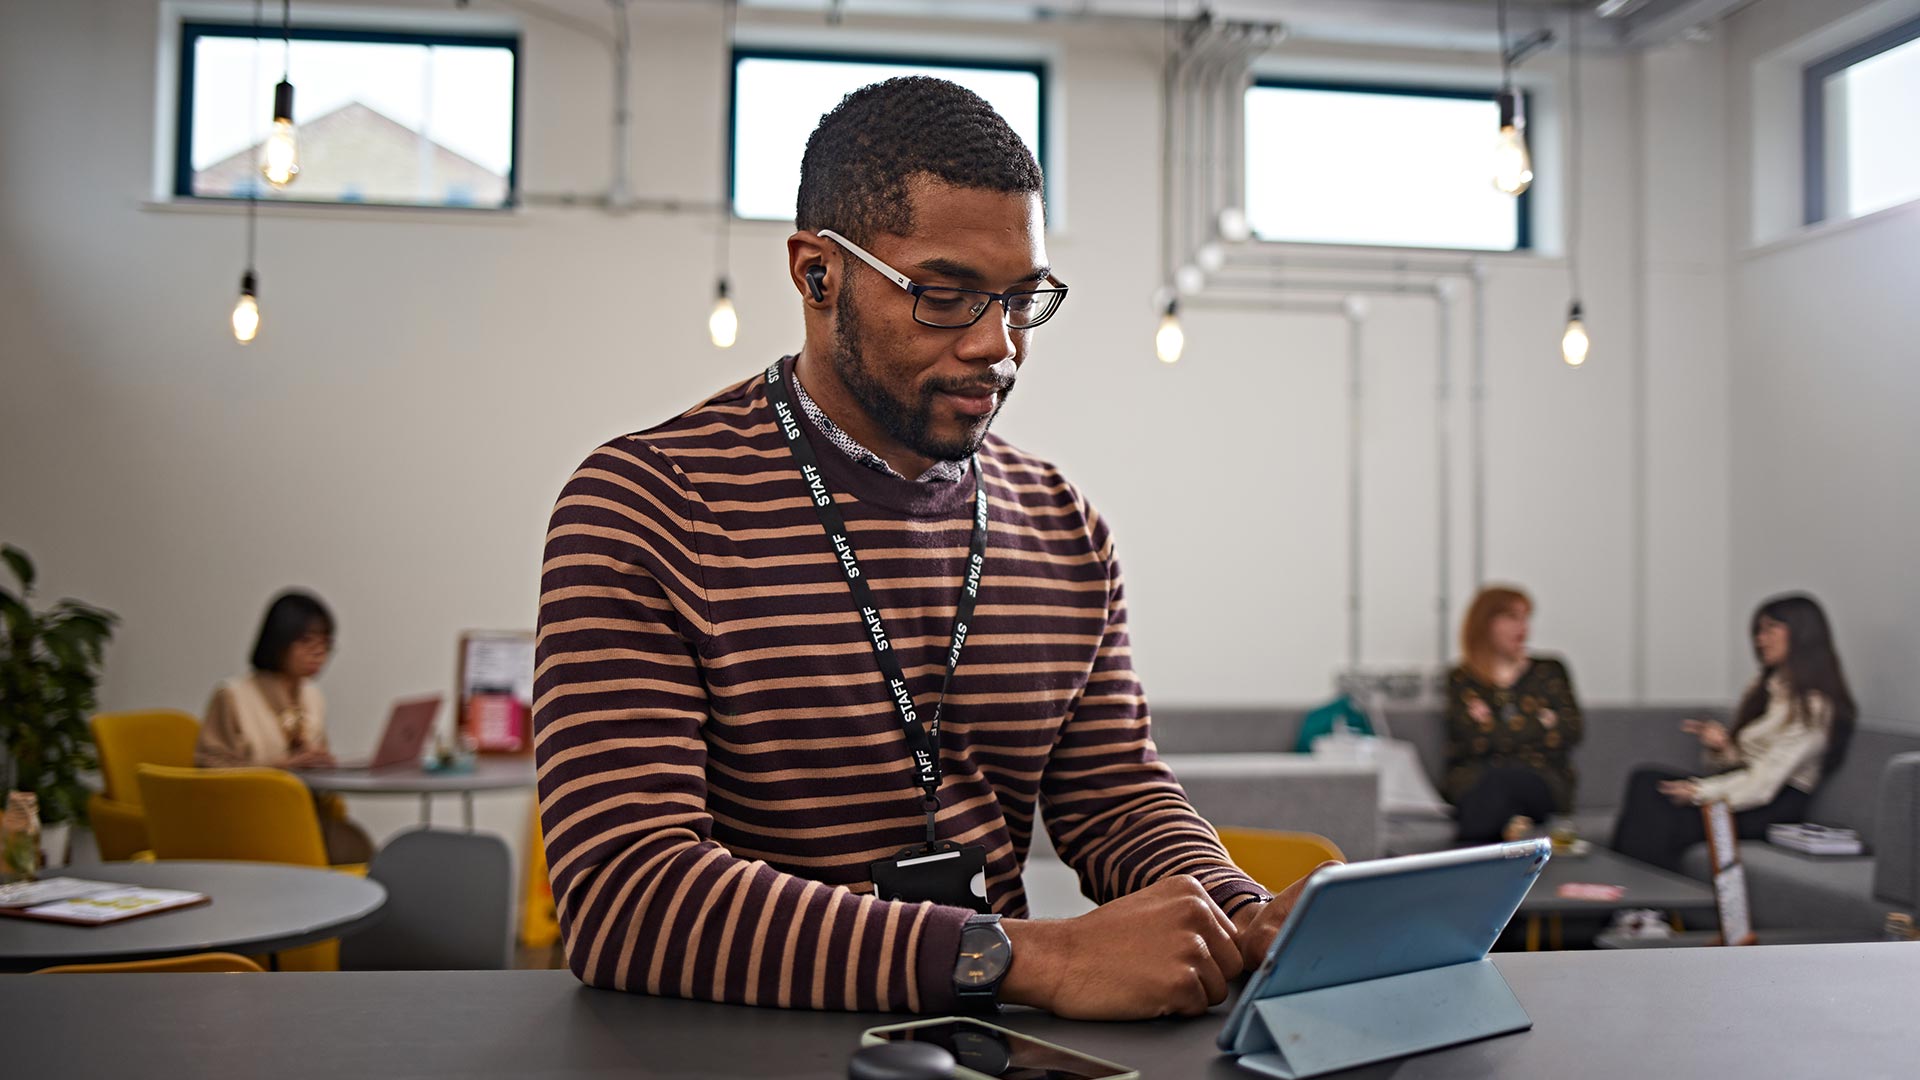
708, 281, 739, 349
232, 270, 261, 344
1562, 3, 1589, 367
233, 0, 265, 344
708, 0, 738, 349
1155, 297, 1186, 365
260, 0, 299, 187
1492, 0, 1533, 196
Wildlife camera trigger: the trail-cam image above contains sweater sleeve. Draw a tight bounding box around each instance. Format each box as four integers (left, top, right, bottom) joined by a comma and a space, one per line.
1038, 514, 1271, 919
195, 684, 252, 768
1692, 697, 1830, 812
1543, 659, 1583, 751
535, 439, 968, 1013
1444, 668, 1484, 759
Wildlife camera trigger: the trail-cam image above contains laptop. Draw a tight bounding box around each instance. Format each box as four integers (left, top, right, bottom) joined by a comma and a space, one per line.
324, 694, 441, 771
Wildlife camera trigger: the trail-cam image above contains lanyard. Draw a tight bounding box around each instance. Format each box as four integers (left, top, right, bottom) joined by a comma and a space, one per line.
763, 361, 988, 847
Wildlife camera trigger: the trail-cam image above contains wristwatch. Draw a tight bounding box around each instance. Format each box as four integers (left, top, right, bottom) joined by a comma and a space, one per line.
952, 912, 1012, 1013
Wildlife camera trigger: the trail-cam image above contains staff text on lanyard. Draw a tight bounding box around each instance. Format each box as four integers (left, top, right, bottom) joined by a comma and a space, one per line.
764, 361, 989, 846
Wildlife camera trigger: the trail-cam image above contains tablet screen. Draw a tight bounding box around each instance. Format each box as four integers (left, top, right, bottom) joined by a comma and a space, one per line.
1220, 841, 1549, 1048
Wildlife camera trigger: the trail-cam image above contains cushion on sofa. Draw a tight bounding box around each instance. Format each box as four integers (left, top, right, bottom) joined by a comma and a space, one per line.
1870, 752, 1920, 907
1679, 843, 1901, 934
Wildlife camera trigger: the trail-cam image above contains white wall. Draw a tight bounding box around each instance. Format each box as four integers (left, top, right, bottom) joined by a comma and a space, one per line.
0, 0, 1742, 856
1724, 0, 1920, 729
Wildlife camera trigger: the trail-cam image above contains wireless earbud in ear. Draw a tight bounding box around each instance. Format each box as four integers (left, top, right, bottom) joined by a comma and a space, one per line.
805, 265, 827, 303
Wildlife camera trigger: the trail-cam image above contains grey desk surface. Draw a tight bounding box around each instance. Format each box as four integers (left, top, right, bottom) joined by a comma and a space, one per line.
0, 861, 385, 972
297, 756, 535, 794
1522, 845, 1717, 913
4, 944, 1918, 1078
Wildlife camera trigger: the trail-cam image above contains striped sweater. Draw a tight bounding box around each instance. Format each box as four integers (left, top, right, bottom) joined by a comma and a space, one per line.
534, 356, 1266, 1014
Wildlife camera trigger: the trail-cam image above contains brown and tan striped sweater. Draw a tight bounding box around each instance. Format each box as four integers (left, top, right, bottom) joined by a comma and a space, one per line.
535, 356, 1266, 1014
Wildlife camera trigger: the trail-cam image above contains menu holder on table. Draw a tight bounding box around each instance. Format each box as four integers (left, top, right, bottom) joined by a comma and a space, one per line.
456, 630, 535, 754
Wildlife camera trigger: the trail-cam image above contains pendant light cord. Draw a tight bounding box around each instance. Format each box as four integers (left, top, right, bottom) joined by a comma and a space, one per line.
1497, 0, 1512, 92
246, 0, 263, 272
715, 0, 735, 279
1567, 2, 1582, 300
280, 0, 292, 81
1160, 0, 1175, 289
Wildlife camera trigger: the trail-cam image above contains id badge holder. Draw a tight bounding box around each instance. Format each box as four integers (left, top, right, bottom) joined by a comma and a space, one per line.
869, 840, 991, 913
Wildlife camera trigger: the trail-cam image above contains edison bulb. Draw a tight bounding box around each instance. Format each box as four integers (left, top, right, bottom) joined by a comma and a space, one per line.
261, 118, 300, 187
708, 293, 739, 349
1561, 307, 1589, 367
231, 281, 260, 344
1492, 125, 1533, 196
1155, 305, 1185, 365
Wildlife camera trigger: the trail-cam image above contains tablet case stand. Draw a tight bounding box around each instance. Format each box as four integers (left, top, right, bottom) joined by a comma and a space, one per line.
1226, 958, 1531, 1079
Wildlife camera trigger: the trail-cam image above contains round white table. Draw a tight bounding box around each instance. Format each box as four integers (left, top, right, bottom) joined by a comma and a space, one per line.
298, 757, 536, 829
0, 861, 386, 972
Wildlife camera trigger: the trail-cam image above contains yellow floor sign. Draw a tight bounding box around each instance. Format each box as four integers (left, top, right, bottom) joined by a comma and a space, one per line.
520, 810, 559, 950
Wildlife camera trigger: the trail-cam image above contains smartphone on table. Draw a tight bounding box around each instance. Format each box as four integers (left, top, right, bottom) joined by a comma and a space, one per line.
862, 1016, 1138, 1080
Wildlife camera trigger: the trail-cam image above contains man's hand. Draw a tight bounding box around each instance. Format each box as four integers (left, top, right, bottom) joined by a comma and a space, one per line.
1229, 861, 1341, 972
1000, 875, 1244, 1020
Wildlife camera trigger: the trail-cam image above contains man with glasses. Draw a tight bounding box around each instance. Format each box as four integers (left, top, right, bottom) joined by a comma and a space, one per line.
536, 76, 1317, 1020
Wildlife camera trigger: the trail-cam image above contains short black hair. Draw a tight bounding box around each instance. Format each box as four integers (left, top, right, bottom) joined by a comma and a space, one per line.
250, 590, 334, 674
796, 75, 1043, 243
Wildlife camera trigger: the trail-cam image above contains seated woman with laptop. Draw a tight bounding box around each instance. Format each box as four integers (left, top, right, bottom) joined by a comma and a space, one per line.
196, 590, 372, 864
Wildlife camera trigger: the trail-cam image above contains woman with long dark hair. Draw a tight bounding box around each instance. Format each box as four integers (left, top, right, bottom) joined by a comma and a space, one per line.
1610, 593, 1857, 871
1443, 586, 1585, 844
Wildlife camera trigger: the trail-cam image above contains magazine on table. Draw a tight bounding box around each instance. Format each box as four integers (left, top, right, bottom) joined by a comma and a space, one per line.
1767, 823, 1863, 856
0, 876, 209, 925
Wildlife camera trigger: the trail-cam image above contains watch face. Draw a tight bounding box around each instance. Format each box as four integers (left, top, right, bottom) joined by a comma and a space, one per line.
955, 924, 1011, 987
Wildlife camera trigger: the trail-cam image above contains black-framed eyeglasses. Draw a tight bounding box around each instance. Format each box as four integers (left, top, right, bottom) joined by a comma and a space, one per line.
818, 229, 1068, 330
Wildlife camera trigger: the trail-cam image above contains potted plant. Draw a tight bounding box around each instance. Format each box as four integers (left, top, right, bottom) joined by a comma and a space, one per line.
0, 545, 118, 868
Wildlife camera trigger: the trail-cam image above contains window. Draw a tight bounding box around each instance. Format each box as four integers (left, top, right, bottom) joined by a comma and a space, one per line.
730, 50, 1046, 222
1244, 81, 1529, 252
176, 23, 519, 209
1804, 16, 1920, 225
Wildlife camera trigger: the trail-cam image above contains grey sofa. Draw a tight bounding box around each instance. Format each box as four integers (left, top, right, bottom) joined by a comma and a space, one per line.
1143, 705, 1920, 935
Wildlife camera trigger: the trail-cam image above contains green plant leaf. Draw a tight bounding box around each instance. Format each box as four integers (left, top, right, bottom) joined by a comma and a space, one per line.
1, 545, 33, 594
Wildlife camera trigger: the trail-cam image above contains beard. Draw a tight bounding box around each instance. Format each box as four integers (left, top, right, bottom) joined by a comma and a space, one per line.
829, 278, 1015, 463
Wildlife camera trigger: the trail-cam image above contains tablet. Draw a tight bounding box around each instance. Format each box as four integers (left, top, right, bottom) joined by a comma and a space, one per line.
1217, 840, 1551, 1053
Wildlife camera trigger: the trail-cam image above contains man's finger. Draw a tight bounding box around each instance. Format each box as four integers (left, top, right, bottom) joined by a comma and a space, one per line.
1192, 941, 1230, 1004
1196, 904, 1243, 981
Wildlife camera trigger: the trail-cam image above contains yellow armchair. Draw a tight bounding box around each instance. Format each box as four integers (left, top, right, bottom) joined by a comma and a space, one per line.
1215, 827, 1346, 894
136, 764, 360, 969
39, 952, 265, 974
87, 709, 200, 861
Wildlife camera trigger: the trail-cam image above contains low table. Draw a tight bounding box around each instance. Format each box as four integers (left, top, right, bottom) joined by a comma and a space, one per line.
1518, 845, 1717, 949
299, 757, 536, 829
0, 861, 386, 973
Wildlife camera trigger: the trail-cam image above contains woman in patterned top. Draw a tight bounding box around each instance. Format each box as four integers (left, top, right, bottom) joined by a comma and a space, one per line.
1443, 586, 1584, 844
